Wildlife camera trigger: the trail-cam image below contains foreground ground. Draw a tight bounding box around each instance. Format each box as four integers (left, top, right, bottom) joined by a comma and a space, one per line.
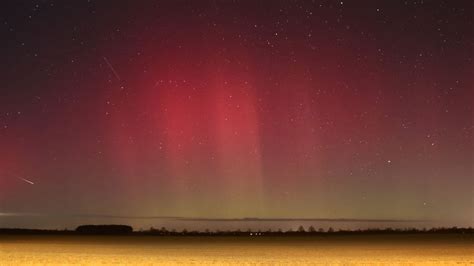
0, 234, 472, 265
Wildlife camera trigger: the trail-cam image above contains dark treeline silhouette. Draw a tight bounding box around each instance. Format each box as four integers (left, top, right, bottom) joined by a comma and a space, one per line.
76, 225, 133, 235
139, 226, 473, 236
0, 226, 472, 236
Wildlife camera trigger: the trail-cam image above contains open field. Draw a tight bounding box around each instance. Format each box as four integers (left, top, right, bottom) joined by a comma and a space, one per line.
0, 234, 472, 265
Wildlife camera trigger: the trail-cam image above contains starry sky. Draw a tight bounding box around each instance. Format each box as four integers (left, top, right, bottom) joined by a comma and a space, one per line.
0, 0, 472, 229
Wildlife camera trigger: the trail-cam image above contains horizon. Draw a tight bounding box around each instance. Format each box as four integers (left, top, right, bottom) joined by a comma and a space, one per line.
2, 225, 472, 233
1, 212, 471, 232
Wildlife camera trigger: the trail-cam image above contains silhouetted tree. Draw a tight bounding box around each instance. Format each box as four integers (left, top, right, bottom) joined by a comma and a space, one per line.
75, 225, 132, 235
308, 226, 316, 233
298, 225, 306, 232
1, 226, 473, 236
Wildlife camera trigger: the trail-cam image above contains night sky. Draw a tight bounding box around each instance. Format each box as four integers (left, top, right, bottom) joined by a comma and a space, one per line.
0, 1, 472, 229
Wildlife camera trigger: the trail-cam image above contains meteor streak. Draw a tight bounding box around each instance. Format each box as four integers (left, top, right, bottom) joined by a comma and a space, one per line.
103, 56, 121, 81
17, 177, 34, 185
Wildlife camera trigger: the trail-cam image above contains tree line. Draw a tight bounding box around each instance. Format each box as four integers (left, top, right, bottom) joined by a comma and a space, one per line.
1, 225, 471, 236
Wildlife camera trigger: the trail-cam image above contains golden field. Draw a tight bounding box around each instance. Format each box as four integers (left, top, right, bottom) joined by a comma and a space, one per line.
0, 234, 472, 265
